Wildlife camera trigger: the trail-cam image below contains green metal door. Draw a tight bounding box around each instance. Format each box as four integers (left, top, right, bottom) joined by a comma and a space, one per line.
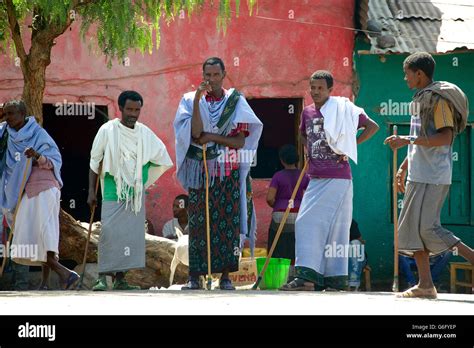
444, 128, 470, 224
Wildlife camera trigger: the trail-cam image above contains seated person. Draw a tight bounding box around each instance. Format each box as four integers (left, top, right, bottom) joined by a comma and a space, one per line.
162, 194, 189, 240
348, 219, 368, 291
145, 219, 158, 236
399, 250, 452, 290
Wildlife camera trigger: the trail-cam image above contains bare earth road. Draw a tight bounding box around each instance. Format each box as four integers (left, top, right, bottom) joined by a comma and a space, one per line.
0, 290, 472, 315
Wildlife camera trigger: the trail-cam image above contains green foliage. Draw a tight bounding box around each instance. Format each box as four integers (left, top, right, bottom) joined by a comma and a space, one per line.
0, 4, 14, 57
0, 0, 256, 66
216, 0, 256, 34
0, 6, 6, 50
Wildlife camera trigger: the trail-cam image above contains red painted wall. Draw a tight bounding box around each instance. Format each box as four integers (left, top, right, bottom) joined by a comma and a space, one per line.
0, 0, 356, 247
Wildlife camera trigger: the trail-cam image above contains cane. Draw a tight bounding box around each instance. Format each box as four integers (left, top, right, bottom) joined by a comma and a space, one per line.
77, 162, 102, 289
202, 144, 212, 290
392, 125, 399, 292
0, 158, 32, 277
252, 160, 309, 290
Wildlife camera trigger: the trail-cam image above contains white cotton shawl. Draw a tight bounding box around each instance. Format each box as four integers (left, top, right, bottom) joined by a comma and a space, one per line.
174, 88, 263, 253
174, 88, 263, 190
90, 118, 173, 213
320, 96, 365, 164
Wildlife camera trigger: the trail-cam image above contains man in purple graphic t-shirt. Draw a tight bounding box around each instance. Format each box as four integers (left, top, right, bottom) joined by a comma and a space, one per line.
301, 106, 370, 180
281, 70, 379, 291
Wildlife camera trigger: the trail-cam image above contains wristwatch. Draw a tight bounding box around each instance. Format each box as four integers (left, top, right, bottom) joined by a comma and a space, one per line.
408, 136, 417, 145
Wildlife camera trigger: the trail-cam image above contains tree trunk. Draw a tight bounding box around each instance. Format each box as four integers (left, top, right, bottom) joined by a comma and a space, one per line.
6, 0, 73, 125
21, 62, 48, 124
20, 20, 57, 125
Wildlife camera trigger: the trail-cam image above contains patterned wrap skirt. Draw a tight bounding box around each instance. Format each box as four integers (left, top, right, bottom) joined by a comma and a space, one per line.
188, 169, 241, 276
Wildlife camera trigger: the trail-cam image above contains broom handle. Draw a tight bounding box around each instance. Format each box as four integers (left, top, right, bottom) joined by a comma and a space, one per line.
202, 144, 212, 290
392, 125, 399, 292
0, 158, 32, 277
253, 160, 309, 290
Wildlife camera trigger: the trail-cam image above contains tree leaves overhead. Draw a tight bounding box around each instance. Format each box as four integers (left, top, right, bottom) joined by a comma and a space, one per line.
0, 0, 257, 66
0, 6, 8, 52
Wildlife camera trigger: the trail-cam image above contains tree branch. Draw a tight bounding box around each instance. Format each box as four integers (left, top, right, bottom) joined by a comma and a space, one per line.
31, 0, 97, 47
5, 0, 27, 61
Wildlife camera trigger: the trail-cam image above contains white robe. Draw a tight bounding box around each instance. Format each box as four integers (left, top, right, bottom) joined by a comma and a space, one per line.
12, 187, 60, 266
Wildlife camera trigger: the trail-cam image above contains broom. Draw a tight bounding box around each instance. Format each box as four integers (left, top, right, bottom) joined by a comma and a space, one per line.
252, 160, 309, 290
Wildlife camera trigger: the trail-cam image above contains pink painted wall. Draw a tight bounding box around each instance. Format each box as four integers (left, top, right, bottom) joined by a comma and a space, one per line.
0, 0, 356, 247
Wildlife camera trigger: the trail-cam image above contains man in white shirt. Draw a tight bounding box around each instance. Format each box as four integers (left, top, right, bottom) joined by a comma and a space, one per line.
162, 194, 189, 240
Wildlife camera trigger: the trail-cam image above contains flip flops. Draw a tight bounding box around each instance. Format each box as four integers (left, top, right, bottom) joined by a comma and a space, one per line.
280, 278, 315, 291
181, 279, 202, 290
92, 277, 108, 291
112, 278, 141, 290
219, 278, 236, 290
64, 271, 80, 290
397, 285, 438, 299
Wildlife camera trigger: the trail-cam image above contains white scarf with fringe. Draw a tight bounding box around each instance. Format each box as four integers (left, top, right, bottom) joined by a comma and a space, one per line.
90, 118, 173, 213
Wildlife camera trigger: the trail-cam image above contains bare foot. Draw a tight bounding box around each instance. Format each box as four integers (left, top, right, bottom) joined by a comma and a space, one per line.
397, 285, 437, 299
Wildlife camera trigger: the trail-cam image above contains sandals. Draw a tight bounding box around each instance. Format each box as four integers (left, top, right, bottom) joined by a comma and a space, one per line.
397, 285, 438, 299
63, 271, 80, 290
181, 278, 235, 290
219, 278, 235, 290
280, 278, 315, 291
92, 277, 108, 291
113, 278, 141, 291
181, 278, 202, 290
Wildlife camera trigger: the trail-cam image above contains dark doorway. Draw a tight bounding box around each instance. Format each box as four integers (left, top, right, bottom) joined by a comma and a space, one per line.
42, 103, 108, 222
247, 98, 303, 179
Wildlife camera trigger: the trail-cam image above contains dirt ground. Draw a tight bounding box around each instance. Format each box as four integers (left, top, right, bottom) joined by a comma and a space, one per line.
0, 290, 472, 315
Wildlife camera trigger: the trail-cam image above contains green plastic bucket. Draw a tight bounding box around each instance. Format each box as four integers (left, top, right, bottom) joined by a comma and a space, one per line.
256, 257, 291, 290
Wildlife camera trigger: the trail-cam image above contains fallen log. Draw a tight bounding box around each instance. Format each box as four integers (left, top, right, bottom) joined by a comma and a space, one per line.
58, 209, 188, 288
59, 209, 98, 263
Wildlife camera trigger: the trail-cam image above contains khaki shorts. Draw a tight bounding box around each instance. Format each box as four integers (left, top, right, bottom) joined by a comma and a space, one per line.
398, 181, 460, 256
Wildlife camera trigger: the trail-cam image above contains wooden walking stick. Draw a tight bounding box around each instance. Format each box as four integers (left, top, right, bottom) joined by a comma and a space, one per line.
392, 125, 399, 292
252, 160, 309, 290
77, 162, 102, 289
0, 158, 32, 277
202, 144, 212, 290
